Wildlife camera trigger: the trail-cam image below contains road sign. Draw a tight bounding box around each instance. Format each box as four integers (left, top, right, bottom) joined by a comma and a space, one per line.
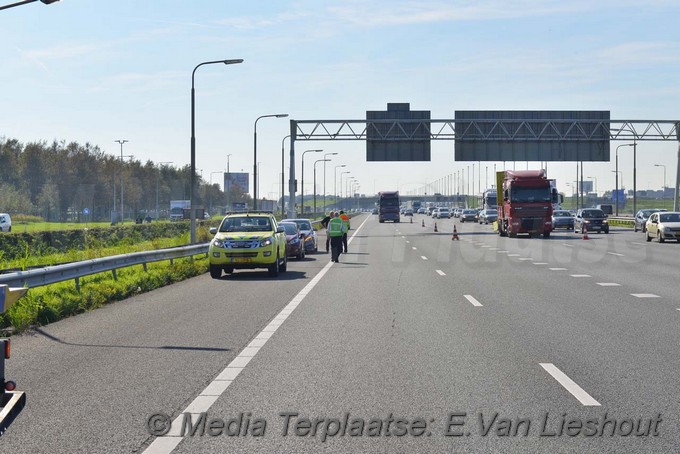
83, 208, 90, 215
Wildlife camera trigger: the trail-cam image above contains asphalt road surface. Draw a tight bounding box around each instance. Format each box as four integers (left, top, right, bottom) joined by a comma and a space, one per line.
2, 213, 678, 453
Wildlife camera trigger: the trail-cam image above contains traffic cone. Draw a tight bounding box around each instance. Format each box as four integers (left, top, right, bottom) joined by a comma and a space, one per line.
422, 219, 425, 227
434, 222, 438, 232
582, 223, 589, 240
452, 225, 459, 240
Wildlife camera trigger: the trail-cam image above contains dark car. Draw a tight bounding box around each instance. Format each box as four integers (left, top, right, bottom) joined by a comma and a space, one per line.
574, 208, 609, 234
459, 209, 477, 223
281, 218, 318, 253
279, 222, 305, 259
634, 208, 667, 232
552, 210, 574, 230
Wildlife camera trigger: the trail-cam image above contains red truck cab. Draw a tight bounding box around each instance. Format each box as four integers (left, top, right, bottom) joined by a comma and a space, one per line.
496, 170, 557, 238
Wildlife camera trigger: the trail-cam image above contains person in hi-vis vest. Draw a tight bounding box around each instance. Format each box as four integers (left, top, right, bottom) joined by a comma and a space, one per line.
327, 212, 346, 263
339, 210, 350, 253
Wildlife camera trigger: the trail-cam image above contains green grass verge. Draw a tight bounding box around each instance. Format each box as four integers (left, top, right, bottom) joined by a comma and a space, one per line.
0, 256, 208, 333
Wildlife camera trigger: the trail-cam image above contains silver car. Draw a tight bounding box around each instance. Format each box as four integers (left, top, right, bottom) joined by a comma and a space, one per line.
645, 211, 680, 242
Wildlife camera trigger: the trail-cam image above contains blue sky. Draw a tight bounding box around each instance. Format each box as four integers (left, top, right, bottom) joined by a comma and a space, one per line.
2, 0, 679, 201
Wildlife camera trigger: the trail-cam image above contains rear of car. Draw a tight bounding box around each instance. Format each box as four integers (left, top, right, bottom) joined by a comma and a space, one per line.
480, 209, 498, 224
280, 222, 305, 259
208, 213, 287, 278
282, 218, 318, 253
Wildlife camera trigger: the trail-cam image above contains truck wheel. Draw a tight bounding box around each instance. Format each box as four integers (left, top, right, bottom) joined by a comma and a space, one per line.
543, 231, 551, 238
268, 253, 280, 276
209, 265, 222, 279
224, 266, 234, 274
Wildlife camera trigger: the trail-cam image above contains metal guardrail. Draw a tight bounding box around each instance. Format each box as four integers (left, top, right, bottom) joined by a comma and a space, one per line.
0, 244, 208, 290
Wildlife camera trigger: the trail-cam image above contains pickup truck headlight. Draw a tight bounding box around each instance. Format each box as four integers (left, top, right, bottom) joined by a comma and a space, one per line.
602, 220, 608, 224
212, 238, 226, 248
259, 237, 273, 247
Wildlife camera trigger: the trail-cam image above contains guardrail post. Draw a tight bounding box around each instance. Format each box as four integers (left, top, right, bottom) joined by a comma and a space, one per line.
75, 277, 80, 293
142, 263, 148, 272
112, 269, 117, 281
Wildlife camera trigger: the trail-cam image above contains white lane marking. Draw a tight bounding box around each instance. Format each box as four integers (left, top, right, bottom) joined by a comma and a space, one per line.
421, 256, 428, 260
563, 244, 574, 248
607, 252, 625, 257
597, 283, 621, 287
533, 262, 548, 265
518, 258, 533, 261
549, 268, 567, 271
481, 245, 491, 248
631, 242, 646, 246
143, 216, 372, 454
570, 274, 591, 278
463, 295, 483, 307
412, 247, 417, 250
507, 254, 520, 257
401, 236, 406, 238
631, 293, 660, 298
436, 270, 446, 276
406, 240, 410, 244
540, 363, 601, 406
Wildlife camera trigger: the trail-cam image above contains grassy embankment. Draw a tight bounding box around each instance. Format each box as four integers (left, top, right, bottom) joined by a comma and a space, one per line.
0, 220, 214, 332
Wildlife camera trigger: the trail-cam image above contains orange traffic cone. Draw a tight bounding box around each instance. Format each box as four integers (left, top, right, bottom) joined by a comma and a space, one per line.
422, 219, 425, 227
452, 225, 459, 240
434, 222, 438, 233
582, 223, 589, 240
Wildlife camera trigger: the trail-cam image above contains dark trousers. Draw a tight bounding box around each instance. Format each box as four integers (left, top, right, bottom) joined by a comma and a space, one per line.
330, 236, 343, 262
342, 233, 348, 253
325, 235, 330, 252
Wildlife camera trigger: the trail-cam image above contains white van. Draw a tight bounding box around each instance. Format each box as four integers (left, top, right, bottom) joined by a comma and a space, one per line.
0, 213, 11, 232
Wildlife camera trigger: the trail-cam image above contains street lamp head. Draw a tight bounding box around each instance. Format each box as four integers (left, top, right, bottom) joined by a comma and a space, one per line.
275, 114, 289, 118
222, 59, 244, 65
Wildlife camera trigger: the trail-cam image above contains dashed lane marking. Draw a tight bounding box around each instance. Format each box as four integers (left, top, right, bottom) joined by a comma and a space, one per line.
540, 363, 601, 406
463, 295, 483, 307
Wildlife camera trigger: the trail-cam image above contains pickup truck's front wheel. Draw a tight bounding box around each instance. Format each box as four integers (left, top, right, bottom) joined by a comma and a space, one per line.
209, 265, 222, 279
268, 252, 280, 277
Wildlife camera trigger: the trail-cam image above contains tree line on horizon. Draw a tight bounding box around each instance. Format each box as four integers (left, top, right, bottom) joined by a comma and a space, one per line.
0, 137, 253, 221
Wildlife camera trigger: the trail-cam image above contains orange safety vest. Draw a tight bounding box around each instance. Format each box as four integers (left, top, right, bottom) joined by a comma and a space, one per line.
340, 214, 350, 230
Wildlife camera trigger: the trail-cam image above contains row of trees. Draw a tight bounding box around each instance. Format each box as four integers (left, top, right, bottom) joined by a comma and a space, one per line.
0, 137, 252, 222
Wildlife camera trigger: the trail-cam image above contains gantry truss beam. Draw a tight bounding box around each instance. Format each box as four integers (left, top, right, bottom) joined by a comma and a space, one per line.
293, 119, 680, 142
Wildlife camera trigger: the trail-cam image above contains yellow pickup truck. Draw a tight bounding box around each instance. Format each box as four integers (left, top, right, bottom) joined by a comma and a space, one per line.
208, 212, 288, 278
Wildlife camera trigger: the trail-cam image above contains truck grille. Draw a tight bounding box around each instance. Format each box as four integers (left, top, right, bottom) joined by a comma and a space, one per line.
225, 252, 258, 258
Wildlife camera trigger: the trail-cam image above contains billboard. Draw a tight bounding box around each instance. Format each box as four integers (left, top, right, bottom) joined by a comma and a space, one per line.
454, 110, 610, 162
225, 172, 249, 194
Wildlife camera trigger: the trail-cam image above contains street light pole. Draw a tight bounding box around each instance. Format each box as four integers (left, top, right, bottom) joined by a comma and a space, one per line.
301, 149, 322, 215
280, 135, 290, 218
323, 152, 338, 214
654, 164, 667, 202
340, 171, 351, 208
253, 113, 288, 210
191, 58, 243, 243
115, 140, 129, 224
314, 159, 330, 216
156, 161, 173, 220
225, 154, 231, 212
615, 143, 634, 216
334, 165, 346, 210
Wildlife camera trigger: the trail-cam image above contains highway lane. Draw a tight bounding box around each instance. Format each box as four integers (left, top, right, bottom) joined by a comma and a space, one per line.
3, 213, 678, 453
158, 214, 676, 453
1, 252, 329, 453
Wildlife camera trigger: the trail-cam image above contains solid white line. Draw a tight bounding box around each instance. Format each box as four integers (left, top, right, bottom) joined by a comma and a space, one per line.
549, 268, 567, 271
540, 363, 600, 406
570, 274, 591, 278
421, 256, 428, 260
597, 283, 621, 287
143, 216, 372, 454
607, 252, 625, 257
463, 295, 483, 307
436, 270, 446, 276
631, 293, 660, 298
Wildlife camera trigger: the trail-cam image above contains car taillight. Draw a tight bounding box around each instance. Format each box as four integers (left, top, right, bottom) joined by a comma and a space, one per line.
5, 381, 16, 391
3, 339, 9, 359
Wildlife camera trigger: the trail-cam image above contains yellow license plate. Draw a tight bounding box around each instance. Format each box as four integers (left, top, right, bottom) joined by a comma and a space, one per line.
231, 257, 252, 263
